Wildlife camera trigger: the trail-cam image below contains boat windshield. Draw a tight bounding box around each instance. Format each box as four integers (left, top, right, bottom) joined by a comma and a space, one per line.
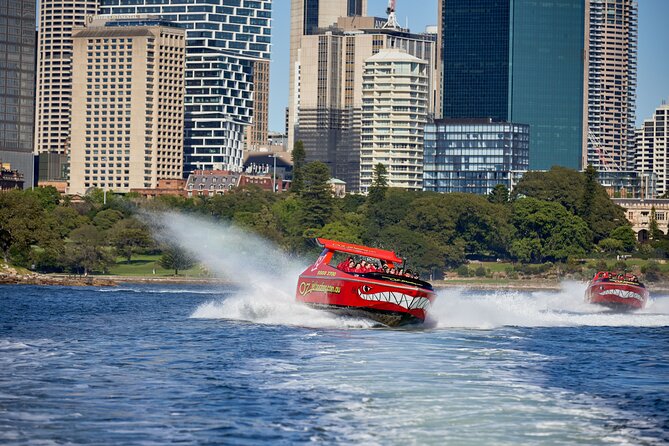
330, 252, 423, 282
595, 271, 642, 286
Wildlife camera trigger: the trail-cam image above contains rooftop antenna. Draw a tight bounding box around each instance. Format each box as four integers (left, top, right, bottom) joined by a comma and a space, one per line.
382, 0, 400, 29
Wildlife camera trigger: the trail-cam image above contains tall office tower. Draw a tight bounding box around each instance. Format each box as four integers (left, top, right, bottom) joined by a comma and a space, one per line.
439, 0, 586, 170
634, 101, 669, 197
586, 0, 637, 171
245, 59, 269, 151
100, 1, 272, 174
68, 18, 186, 195
0, 0, 36, 188
296, 17, 437, 191
359, 49, 427, 192
287, 0, 367, 150
35, 0, 100, 182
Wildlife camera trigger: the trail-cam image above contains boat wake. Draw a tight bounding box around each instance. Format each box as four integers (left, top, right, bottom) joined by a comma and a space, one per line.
429, 281, 669, 329
153, 212, 669, 329
153, 212, 378, 328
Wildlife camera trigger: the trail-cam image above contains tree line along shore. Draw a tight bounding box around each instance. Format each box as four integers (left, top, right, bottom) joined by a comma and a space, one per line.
2, 157, 669, 287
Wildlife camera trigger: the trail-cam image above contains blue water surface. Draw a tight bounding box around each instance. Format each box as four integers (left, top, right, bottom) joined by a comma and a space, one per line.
0, 284, 667, 445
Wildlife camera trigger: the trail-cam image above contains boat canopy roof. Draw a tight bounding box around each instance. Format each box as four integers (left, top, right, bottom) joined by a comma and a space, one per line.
317, 238, 403, 264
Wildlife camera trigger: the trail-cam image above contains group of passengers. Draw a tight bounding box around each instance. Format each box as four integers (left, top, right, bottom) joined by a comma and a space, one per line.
598, 271, 640, 284
336, 257, 420, 279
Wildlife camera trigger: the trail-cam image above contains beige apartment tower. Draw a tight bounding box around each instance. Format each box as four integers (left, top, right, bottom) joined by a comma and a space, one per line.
288, 0, 367, 150
635, 101, 669, 197
245, 59, 270, 151
68, 18, 186, 195
35, 1, 100, 164
360, 49, 428, 192
295, 18, 437, 191
586, 0, 638, 171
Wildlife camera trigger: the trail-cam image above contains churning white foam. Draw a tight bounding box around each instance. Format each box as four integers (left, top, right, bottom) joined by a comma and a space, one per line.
429, 281, 669, 329
153, 212, 669, 329
153, 212, 375, 328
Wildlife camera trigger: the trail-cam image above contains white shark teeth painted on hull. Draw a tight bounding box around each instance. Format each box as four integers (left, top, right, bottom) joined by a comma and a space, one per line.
357, 289, 431, 310
600, 288, 643, 302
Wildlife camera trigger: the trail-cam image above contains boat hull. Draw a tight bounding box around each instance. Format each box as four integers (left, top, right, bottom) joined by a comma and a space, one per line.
296, 266, 435, 327
585, 281, 648, 310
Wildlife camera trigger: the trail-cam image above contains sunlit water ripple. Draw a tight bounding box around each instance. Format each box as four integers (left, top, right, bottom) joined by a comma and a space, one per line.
0, 283, 667, 445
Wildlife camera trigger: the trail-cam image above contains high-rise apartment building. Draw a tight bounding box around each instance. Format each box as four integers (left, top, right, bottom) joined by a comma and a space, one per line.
586, 0, 637, 171
296, 17, 437, 191
360, 49, 427, 192
99, 0, 272, 174
35, 0, 100, 181
0, 0, 36, 188
287, 0, 367, 150
634, 101, 669, 197
423, 119, 529, 195
68, 18, 186, 195
439, 0, 586, 171
245, 59, 269, 151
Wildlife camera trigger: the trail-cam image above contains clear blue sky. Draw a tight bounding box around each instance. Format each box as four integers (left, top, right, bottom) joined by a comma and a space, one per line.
268, 0, 669, 132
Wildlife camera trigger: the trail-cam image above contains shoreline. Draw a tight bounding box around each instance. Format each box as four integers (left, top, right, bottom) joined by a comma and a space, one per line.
3, 272, 669, 293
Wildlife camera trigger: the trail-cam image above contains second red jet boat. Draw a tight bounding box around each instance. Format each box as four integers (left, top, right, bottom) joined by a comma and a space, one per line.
585, 271, 649, 310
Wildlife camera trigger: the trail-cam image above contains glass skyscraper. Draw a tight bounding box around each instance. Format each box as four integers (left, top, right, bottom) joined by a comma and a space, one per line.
100, 0, 272, 173
441, 0, 509, 121
423, 119, 529, 195
0, 0, 36, 188
439, 0, 585, 171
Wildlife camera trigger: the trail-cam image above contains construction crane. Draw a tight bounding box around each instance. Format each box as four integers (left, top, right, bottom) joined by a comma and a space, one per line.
382, 0, 400, 29
588, 128, 621, 171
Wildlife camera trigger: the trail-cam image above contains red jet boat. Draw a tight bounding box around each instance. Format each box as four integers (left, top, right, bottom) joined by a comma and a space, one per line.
585, 271, 649, 310
296, 238, 436, 326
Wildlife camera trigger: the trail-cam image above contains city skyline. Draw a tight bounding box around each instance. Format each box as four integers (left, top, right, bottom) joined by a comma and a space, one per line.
269, 0, 669, 133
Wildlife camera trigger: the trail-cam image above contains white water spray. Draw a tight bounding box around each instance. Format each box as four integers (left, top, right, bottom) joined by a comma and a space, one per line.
429, 281, 669, 329
152, 212, 669, 329
152, 212, 375, 328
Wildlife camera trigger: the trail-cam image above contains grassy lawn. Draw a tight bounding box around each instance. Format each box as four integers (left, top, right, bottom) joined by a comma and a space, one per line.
467, 261, 512, 273
108, 254, 208, 277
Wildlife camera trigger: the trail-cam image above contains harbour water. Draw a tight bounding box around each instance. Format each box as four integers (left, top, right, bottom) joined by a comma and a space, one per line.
1, 283, 668, 445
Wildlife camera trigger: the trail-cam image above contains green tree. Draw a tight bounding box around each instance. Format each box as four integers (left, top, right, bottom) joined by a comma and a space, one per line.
376, 225, 446, 278
581, 164, 598, 225
403, 193, 512, 261
299, 161, 334, 230
368, 163, 388, 204
66, 224, 114, 275
609, 225, 637, 252
25, 186, 61, 211
108, 218, 153, 263
93, 209, 125, 230
206, 185, 276, 221
598, 237, 624, 253
160, 245, 196, 275
488, 184, 509, 204
272, 195, 305, 251
510, 197, 592, 263
513, 166, 625, 242
231, 206, 282, 243
649, 206, 663, 240
317, 212, 365, 244
0, 191, 48, 264
51, 206, 90, 237
291, 140, 306, 194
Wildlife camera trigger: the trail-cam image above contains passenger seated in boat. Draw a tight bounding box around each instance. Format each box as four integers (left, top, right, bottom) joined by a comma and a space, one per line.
337, 257, 353, 272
